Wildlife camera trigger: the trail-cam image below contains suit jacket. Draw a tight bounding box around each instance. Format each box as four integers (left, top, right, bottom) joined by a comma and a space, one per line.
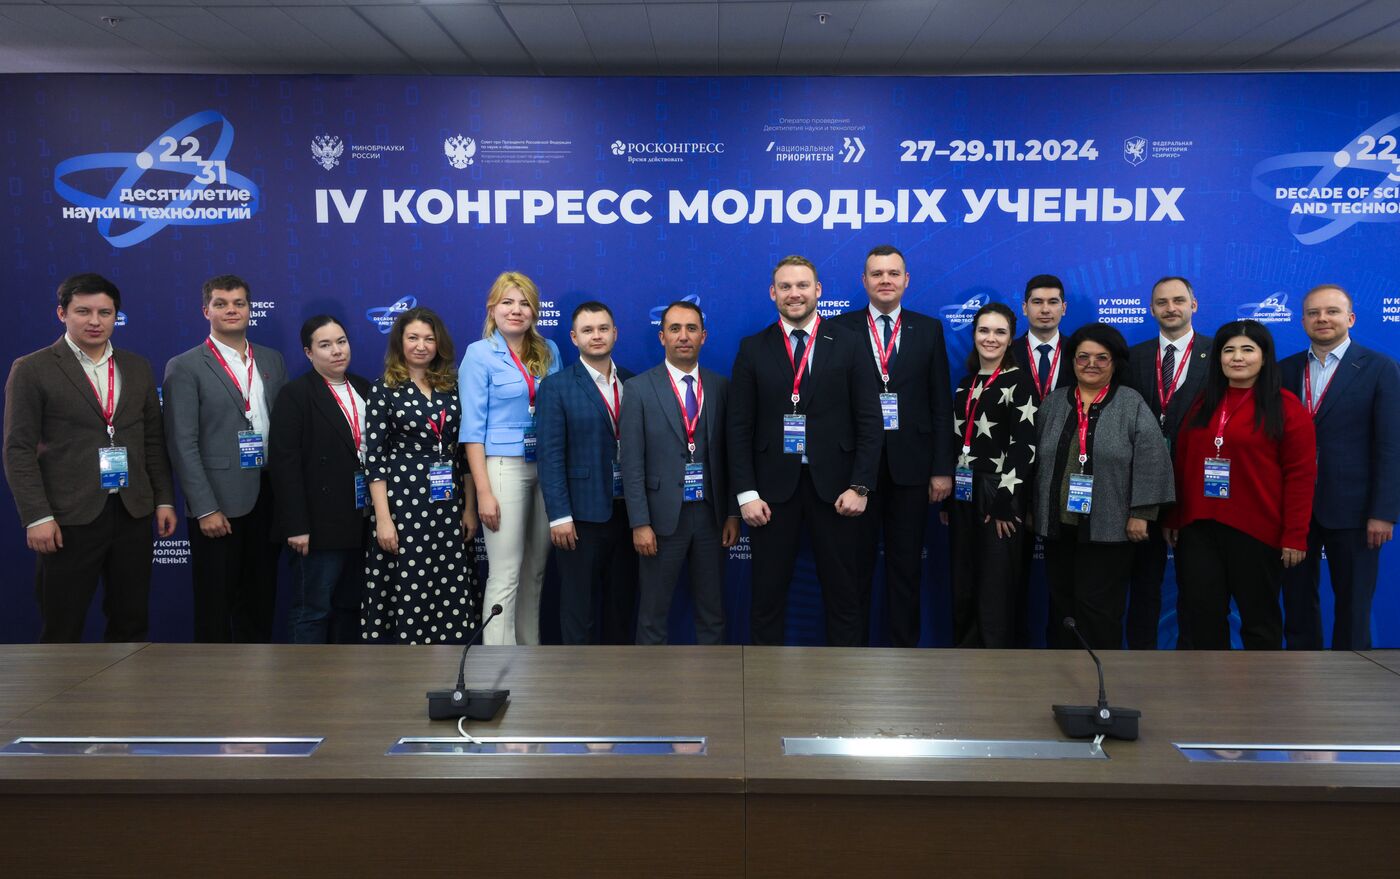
1124, 331, 1213, 443
536, 360, 636, 525
828, 306, 955, 483
3, 338, 174, 527
1280, 341, 1400, 528
268, 369, 372, 549
620, 364, 736, 536
1012, 333, 1074, 402
163, 340, 287, 519
728, 320, 883, 504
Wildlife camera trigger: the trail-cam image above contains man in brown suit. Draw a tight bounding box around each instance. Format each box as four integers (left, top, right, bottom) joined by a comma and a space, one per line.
3, 274, 176, 642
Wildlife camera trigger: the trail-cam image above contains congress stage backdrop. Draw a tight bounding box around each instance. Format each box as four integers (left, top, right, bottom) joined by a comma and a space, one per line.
2, 72, 1399, 646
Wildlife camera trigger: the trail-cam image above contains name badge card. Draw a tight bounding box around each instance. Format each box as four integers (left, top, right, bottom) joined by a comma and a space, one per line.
98, 446, 129, 489
683, 462, 706, 502
1204, 457, 1231, 498
1066, 473, 1094, 514
522, 421, 538, 463
782, 413, 807, 455
612, 461, 624, 499
238, 431, 265, 469
879, 393, 900, 431
353, 471, 368, 510
954, 467, 974, 502
429, 462, 454, 502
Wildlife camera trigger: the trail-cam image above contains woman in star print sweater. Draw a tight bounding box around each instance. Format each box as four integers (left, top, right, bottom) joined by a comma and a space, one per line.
946, 302, 1039, 648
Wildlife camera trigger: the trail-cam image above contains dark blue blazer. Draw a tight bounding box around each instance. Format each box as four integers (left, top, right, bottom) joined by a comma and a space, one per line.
536, 359, 636, 525
1279, 341, 1400, 529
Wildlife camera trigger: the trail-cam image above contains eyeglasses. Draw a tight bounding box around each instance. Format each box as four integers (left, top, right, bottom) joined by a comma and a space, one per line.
1074, 353, 1112, 366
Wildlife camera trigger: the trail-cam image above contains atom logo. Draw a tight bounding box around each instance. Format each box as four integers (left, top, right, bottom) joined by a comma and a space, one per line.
611, 140, 627, 156
52, 110, 260, 248
940, 294, 990, 331
366, 296, 418, 334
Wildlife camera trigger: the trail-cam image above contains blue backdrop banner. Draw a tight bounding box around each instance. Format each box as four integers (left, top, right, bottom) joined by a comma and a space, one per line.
2, 72, 1398, 646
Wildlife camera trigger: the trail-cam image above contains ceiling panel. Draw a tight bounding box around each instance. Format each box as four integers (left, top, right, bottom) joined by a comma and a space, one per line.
901, 0, 1015, 66
718, 2, 788, 71
1083, 0, 1224, 65
426, 6, 533, 73
1019, 0, 1157, 65
498, 3, 595, 73
202, 7, 332, 60
130, 5, 263, 59
575, 3, 657, 67
777, 1, 864, 72
279, 7, 407, 68
838, 0, 931, 69
0, 4, 160, 68
960, 0, 1079, 62
1252, 0, 1400, 65
646, 3, 718, 72
351, 6, 472, 74
1208, 1, 1358, 64
1147, 0, 1312, 63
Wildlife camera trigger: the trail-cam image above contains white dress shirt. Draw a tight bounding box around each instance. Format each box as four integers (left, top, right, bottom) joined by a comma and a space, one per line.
1158, 331, 1195, 400
866, 303, 902, 368
739, 316, 820, 507
208, 335, 269, 437
325, 379, 366, 458
1027, 331, 1063, 393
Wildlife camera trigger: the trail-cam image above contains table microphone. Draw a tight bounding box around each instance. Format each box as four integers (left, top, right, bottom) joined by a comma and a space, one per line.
1051, 617, 1141, 741
426, 604, 510, 721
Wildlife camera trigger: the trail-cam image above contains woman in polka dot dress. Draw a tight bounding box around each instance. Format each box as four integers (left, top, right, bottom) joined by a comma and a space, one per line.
362, 307, 481, 643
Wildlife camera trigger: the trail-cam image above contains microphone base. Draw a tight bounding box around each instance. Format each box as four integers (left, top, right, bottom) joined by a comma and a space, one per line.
426, 688, 510, 721
1052, 704, 1141, 741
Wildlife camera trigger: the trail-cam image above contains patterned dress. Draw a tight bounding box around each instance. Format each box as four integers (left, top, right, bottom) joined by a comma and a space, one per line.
361, 380, 479, 644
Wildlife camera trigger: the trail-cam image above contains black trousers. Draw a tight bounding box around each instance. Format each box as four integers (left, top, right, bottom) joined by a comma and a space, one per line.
1043, 525, 1135, 650
855, 453, 930, 647
34, 495, 153, 643
948, 478, 1024, 648
1282, 519, 1381, 650
750, 466, 863, 647
1126, 521, 1168, 649
557, 500, 638, 645
636, 500, 725, 645
187, 477, 280, 643
1177, 519, 1284, 650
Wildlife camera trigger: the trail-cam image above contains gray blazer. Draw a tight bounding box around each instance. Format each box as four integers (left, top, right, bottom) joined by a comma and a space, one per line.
620, 364, 737, 537
1031, 384, 1174, 543
163, 340, 287, 519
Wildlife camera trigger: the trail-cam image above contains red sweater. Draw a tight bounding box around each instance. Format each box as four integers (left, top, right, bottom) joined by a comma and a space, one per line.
1168, 387, 1316, 549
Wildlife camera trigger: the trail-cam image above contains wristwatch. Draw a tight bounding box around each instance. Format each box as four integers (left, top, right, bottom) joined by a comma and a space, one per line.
849, 485, 870, 498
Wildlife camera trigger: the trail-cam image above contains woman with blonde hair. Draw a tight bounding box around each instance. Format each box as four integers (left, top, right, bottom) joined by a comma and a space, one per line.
362, 307, 480, 644
460, 271, 562, 645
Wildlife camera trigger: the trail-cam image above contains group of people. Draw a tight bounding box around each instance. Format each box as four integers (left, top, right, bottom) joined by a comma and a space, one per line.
4, 252, 1395, 651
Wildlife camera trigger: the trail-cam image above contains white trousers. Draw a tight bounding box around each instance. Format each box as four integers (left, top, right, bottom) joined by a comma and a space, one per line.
481, 455, 550, 645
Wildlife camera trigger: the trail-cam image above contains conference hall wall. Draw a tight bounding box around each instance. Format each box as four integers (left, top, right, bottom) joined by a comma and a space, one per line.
3, 73, 1398, 646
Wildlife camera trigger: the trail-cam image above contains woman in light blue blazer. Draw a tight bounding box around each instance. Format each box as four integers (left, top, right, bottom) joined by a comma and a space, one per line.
460, 271, 561, 645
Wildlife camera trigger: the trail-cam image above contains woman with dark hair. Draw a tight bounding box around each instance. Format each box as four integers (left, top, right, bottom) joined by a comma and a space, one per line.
1164, 319, 1315, 649
269, 315, 373, 643
945, 302, 1039, 647
362, 307, 480, 644
1030, 322, 1175, 650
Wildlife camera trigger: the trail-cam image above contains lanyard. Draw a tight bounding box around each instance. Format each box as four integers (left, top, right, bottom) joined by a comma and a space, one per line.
1075, 385, 1110, 465
205, 338, 255, 417
1155, 337, 1194, 413
866, 311, 902, 387
961, 367, 1002, 454
1213, 389, 1253, 454
85, 356, 117, 443
598, 371, 622, 440
506, 346, 538, 413
427, 408, 447, 459
1026, 337, 1061, 399
667, 370, 705, 455
781, 316, 820, 410
325, 379, 362, 452
1303, 356, 1338, 416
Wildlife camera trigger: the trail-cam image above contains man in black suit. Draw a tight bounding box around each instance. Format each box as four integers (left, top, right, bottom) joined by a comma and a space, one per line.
1122, 276, 1212, 649
1011, 274, 1073, 401
829, 245, 954, 646
729, 255, 883, 647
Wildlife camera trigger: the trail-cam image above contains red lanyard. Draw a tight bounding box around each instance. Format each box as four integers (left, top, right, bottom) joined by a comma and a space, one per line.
866, 311, 902, 385
667, 370, 705, 453
782, 317, 820, 406
205, 338, 255, 415
325, 379, 361, 451
961, 367, 1002, 453
1303, 356, 1338, 416
1075, 385, 1110, 464
84, 356, 117, 440
598, 371, 621, 440
427, 408, 447, 458
506, 346, 538, 411
1026, 337, 1061, 399
1213, 389, 1253, 454
1155, 337, 1194, 413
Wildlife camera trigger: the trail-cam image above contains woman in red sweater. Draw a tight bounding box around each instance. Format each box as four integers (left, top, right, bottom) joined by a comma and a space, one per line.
1165, 319, 1316, 649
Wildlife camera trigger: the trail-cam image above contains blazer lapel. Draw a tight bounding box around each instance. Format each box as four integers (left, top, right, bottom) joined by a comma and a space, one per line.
648, 365, 686, 444
109, 349, 138, 424
1314, 346, 1364, 424
574, 362, 613, 427
202, 343, 249, 412
50, 340, 105, 421
314, 377, 358, 452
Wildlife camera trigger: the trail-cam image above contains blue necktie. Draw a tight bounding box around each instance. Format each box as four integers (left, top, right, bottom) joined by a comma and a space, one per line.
881, 315, 895, 368
683, 374, 698, 421
791, 329, 808, 379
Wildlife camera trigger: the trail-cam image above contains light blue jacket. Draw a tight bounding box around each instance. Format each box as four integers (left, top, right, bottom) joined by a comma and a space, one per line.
458, 331, 561, 456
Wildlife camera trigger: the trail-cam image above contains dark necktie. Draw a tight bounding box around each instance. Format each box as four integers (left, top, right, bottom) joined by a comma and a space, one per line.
790, 329, 808, 382
683, 374, 698, 421
1037, 343, 1052, 395
1161, 343, 1176, 400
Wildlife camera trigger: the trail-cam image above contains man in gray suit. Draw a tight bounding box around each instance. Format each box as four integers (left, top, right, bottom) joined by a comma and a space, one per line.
3, 273, 176, 642
164, 274, 287, 642
620, 300, 740, 644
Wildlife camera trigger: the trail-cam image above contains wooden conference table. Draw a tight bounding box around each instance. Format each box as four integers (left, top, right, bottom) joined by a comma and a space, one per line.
1, 645, 1398, 877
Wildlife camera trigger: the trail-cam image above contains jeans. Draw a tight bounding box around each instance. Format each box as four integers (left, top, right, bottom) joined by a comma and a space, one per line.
291, 548, 362, 644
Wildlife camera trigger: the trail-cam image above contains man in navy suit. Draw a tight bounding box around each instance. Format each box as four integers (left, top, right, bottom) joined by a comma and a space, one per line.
1280, 284, 1400, 650
1010, 275, 1073, 402
829, 245, 954, 647
536, 301, 637, 645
